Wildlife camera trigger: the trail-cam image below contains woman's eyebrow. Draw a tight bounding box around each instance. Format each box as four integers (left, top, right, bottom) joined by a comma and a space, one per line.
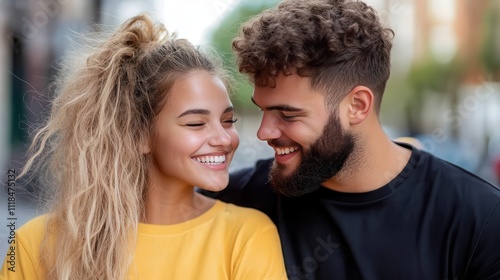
177, 109, 210, 118
177, 106, 234, 118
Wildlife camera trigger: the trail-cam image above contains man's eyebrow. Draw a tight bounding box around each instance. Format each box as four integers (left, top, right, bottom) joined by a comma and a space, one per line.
251, 97, 303, 112
177, 106, 234, 118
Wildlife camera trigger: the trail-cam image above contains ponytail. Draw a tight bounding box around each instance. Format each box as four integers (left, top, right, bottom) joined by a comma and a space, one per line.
26, 14, 164, 280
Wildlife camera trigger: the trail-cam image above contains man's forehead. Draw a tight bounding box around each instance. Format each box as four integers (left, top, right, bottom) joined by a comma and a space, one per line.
252, 75, 323, 100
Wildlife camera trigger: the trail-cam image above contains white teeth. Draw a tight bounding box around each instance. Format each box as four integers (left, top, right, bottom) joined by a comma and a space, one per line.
275, 147, 298, 155
194, 155, 226, 164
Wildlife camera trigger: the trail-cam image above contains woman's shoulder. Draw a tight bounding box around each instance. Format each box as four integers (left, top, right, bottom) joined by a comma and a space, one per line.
16, 214, 50, 248
7, 214, 48, 263
18, 215, 49, 233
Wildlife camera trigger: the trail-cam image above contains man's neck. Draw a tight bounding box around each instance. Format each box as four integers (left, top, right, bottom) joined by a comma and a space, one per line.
322, 135, 412, 193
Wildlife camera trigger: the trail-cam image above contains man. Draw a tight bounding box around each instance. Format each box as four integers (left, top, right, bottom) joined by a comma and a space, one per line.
202, 0, 500, 279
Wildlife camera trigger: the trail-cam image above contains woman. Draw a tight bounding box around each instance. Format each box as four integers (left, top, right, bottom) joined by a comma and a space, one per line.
1, 14, 286, 280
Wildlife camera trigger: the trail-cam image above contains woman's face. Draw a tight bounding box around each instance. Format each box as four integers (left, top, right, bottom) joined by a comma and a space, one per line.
148, 70, 239, 192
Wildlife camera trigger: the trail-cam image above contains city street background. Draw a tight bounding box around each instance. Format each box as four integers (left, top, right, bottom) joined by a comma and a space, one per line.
1, 0, 500, 257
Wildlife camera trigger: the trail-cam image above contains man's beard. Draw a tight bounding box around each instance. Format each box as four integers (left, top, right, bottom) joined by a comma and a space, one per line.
269, 113, 355, 197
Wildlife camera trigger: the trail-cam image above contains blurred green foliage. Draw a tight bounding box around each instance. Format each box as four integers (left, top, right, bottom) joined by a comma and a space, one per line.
403, 55, 464, 135
480, 4, 500, 78
407, 56, 464, 96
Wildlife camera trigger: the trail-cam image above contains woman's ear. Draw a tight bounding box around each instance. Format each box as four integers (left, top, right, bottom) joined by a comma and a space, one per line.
345, 85, 374, 125
139, 136, 151, 154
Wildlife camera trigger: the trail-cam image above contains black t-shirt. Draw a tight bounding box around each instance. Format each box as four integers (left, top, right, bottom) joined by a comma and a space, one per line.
202, 144, 500, 279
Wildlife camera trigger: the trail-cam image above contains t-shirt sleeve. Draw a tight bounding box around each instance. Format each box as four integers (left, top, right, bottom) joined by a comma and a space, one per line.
469, 199, 500, 279
232, 217, 287, 280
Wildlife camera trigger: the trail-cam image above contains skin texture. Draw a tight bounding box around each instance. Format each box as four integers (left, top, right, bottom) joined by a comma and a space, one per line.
253, 73, 411, 195
253, 74, 330, 172
253, 74, 355, 196
145, 70, 239, 224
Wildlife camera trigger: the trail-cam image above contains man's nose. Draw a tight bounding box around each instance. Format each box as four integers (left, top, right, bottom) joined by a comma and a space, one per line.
256, 113, 281, 141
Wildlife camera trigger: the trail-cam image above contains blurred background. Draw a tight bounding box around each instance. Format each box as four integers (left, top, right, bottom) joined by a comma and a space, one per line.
1, 0, 499, 256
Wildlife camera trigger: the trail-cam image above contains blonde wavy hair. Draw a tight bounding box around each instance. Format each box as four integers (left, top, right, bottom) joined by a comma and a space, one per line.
21, 14, 230, 280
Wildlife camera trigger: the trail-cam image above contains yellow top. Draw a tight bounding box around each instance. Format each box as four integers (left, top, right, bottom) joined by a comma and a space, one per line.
1, 200, 287, 280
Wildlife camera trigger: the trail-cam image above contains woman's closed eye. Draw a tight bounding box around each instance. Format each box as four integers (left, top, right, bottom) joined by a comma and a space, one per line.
185, 123, 205, 127
223, 118, 238, 124
185, 118, 236, 127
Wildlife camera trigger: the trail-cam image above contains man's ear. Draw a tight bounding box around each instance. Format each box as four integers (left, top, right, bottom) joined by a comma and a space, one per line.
345, 85, 374, 125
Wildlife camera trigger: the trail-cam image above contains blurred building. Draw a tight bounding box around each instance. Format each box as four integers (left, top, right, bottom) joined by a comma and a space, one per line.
0, 0, 158, 173
0, 0, 155, 256
410, 0, 500, 183
413, 0, 498, 81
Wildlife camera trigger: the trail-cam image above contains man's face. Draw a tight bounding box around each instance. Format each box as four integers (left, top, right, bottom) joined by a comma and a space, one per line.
252, 74, 355, 196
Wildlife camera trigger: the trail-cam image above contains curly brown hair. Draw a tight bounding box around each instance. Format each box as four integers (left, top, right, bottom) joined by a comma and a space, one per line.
233, 0, 394, 112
